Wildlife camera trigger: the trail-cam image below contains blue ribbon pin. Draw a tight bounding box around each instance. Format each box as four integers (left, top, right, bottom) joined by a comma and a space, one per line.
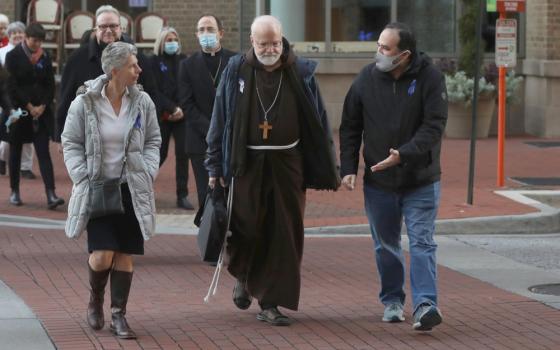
134, 113, 142, 128
408, 79, 416, 96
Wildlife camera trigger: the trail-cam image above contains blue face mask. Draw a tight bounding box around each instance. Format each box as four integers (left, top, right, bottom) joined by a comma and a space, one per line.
199, 33, 218, 50
164, 41, 179, 55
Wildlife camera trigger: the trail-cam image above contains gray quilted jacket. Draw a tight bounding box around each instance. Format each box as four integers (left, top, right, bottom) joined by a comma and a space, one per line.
61, 74, 162, 239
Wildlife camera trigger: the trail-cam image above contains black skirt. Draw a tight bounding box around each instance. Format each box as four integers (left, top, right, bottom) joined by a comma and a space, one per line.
87, 183, 144, 255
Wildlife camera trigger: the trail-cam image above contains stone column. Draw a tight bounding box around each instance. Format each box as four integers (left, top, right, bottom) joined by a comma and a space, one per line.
523, 0, 560, 136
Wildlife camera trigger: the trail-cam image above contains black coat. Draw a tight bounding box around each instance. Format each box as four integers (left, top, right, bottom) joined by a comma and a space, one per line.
0, 65, 11, 113
339, 52, 448, 192
150, 52, 186, 119
178, 49, 236, 154
55, 37, 157, 142
4, 44, 55, 143
0, 66, 12, 141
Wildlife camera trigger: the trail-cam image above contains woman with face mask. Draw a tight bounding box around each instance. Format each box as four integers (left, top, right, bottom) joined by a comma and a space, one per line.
150, 27, 190, 209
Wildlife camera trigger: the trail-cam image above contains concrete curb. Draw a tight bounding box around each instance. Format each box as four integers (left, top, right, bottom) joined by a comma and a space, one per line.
305, 190, 560, 236
2, 190, 560, 236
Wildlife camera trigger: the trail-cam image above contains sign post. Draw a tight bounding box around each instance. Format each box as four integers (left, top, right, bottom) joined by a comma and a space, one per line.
493, 0, 524, 187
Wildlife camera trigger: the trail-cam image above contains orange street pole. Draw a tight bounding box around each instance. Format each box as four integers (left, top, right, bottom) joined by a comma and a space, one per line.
497, 10, 506, 187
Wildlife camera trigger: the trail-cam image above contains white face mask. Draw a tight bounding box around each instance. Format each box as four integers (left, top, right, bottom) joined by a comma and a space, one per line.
375, 50, 409, 72
256, 53, 281, 66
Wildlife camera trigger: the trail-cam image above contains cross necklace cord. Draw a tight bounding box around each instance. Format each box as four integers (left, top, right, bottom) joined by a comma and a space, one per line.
210, 57, 223, 86
255, 69, 283, 140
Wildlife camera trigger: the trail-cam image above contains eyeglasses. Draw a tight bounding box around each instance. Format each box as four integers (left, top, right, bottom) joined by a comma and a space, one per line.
255, 41, 282, 50
96, 23, 120, 31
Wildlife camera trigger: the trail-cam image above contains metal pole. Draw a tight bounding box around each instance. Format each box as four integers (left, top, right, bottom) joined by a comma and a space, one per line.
497, 11, 506, 187
467, 0, 484, 205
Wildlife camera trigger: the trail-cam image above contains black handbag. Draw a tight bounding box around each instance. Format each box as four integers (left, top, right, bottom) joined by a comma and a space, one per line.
88, 177, 124, 219
195, 184, 228, 262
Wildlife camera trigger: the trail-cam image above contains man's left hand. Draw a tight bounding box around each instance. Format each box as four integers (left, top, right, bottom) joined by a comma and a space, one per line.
370, 148, 401, 172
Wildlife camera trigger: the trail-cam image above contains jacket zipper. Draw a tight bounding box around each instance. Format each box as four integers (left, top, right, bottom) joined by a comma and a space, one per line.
393, 81, 396, 95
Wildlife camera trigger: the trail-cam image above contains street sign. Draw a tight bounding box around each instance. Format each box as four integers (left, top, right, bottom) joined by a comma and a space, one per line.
497, 0, 525, 12
495, 19, 517, 67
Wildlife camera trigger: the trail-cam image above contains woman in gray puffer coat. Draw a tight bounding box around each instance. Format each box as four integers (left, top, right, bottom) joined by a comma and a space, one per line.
61, 42, 161, 339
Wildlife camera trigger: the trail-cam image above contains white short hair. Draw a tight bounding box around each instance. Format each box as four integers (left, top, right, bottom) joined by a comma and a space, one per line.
7, 21, 25, 35
0, 14, 9, 25
96, 5, 120, 20
250, 15, 282, 37
101, 42, 137, 78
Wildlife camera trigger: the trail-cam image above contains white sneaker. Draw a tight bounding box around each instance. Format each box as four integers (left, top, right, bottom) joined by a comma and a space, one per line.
412, 303, 443, 331
382, 303, 405, 322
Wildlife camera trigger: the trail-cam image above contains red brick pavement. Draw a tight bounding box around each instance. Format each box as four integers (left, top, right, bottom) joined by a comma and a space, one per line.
1, 227, 560, 349
1, 136, 559, 226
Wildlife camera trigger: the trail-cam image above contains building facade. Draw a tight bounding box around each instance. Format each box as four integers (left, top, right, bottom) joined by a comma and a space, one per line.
0, 1, 556, 137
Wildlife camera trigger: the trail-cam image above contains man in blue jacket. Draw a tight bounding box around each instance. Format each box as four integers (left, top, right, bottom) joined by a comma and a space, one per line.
206, 15, 339, 326
339, 22, 448, 331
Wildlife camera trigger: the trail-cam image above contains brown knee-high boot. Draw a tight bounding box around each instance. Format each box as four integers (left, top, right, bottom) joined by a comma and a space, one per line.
87, 264, 111, 330
110, 270, 136, 339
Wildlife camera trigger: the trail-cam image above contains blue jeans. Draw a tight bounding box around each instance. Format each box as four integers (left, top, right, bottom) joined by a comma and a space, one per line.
364, 181, 440, 313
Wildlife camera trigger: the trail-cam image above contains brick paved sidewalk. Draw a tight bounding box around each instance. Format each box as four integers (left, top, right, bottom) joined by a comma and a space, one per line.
1, 227, 559, 350
1, 136, 559, 227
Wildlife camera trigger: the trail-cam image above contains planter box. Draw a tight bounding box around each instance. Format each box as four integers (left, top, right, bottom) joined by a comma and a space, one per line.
445, 98, 496, 139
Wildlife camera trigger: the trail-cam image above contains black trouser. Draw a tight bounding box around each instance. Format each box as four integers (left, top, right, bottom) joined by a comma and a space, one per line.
187, 152, 208, 208
159, 120, 188, 199
9, 126, 55, 191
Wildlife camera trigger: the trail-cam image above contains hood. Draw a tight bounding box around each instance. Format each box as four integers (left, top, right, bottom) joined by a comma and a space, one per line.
82, 74, 143, 100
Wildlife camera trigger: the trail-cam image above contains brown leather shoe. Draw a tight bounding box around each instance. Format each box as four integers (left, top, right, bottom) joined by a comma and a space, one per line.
232, 280, 252, 310
86, 265, 110, 330
109, 270, 136, 339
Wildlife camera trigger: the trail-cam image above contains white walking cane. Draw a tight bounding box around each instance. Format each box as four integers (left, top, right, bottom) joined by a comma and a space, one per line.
204, 177, 234, 303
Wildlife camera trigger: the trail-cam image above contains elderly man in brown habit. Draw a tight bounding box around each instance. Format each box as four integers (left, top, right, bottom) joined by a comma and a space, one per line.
205, 15, 340, 325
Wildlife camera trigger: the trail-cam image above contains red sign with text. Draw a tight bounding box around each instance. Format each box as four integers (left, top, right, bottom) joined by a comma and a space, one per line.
497, 0, 525, 12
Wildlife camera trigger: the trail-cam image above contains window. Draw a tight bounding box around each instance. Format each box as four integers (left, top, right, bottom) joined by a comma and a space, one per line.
331, 0, 390, 53
397, 0, 456, 54
269, 0, 326, 53
264, 0, 457, 55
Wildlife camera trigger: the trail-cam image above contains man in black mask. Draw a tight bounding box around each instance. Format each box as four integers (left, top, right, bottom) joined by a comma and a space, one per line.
55, 5, 156, 142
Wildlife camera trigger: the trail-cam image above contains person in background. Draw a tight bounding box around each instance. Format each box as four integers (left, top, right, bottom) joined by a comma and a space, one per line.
4, 23, 64, 208
56, 4, 156, 143
0, 14, 9, 48
0, 21, 36, 179
178, 14, 236, 209
150, 27, 190, 209
61, 42, 161, 339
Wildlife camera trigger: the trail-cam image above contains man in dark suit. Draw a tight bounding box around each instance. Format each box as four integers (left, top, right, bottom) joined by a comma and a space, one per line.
55, 5, 156, 142
178, 14, 236, 208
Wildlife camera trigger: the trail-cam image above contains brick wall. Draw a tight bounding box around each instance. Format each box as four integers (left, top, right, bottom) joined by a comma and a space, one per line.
526, 0, 560, 60
0, 1, 15, 22
153, 0, 254, 55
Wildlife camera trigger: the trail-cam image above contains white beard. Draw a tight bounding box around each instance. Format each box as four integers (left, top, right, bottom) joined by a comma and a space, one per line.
256, 54, 280, 66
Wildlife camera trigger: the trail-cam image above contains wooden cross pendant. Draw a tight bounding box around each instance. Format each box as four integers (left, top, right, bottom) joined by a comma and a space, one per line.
259, 120, 272, 140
